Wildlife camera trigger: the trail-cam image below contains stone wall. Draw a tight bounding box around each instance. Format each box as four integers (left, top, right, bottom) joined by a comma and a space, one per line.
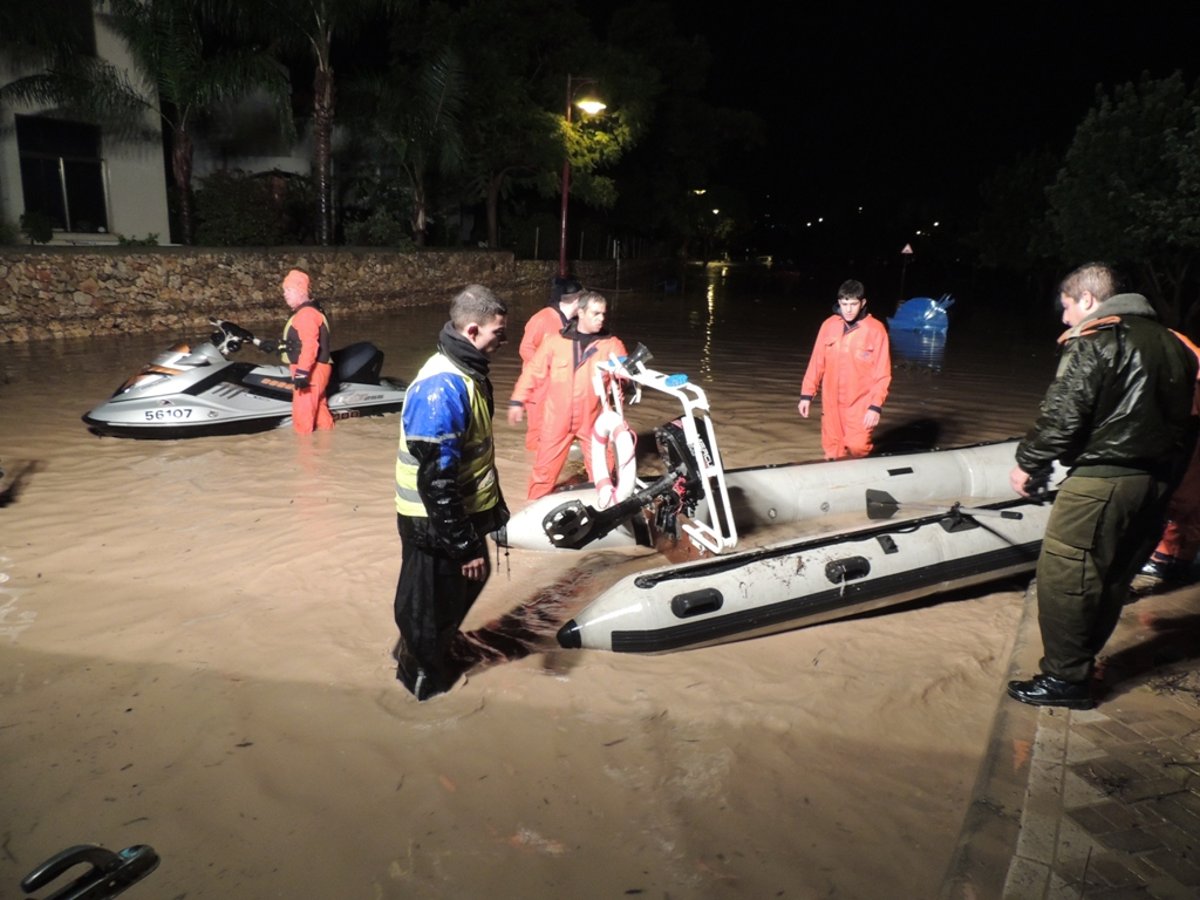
0, 246, 670, 342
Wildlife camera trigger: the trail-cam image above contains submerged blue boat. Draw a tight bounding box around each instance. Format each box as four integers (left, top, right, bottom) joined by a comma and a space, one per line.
888, 294, 954, 333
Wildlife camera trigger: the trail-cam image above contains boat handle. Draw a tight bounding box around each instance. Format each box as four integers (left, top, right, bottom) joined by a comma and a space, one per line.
826, 556, 871, 584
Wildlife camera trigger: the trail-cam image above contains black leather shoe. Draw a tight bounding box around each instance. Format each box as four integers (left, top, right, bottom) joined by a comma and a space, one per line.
1007, 673, 1095, 710
1131, 558, 1190, 595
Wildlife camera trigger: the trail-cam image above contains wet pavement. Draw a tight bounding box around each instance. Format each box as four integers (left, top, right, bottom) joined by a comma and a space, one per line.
943, 579, 1200, 899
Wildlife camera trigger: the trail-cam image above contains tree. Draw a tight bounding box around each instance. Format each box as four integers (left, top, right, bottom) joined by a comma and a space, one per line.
968, 149, 1060, 273
1048, 72, 1200, 327
0, 1, 92, 68
601, 1, 763, 261
245, 0, 403, 245
361, 44, 466, 246
443, 0, 654, 252
447, 0, 594, 250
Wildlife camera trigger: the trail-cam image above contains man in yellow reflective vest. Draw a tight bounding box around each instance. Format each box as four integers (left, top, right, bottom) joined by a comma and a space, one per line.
393, 284, 510, 700
280, 269, 334, 434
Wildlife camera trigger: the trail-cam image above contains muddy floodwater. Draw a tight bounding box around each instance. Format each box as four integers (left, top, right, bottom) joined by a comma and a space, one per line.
1, 269, 1064, 898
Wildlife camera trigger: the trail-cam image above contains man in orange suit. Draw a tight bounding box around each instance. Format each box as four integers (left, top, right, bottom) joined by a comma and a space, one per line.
517, 275, 585, 451
508, 291, 627, 499
797, 279, 891, 459
280, 269, 334, 434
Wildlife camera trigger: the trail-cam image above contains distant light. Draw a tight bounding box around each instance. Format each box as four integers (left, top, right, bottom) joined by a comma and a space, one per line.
576, 98, 606, 116
933, 221, 940, 227
806, 221, 812, 227
915, 230, 922, 236
857, 206, 863, 212
691, 188, 707, 195
712, 208, 720, 215
818, 217, 824, 223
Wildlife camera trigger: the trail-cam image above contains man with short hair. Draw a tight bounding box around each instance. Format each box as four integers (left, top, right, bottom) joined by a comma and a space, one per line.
393, 284, 510, 700
1008, 262, 1197, 710
797, 279, 891, 459
508, 291, 627, 499
280, 269, 334, 434
517, 275, 585, 451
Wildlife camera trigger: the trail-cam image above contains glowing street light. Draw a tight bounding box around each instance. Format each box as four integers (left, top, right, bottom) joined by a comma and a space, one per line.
559, 75, 606, 277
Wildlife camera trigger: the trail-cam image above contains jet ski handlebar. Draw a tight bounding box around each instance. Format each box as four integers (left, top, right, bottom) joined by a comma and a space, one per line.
208, 319, 279, 355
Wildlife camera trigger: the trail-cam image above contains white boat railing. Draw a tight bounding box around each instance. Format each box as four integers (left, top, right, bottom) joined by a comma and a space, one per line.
595, 347, 739, 554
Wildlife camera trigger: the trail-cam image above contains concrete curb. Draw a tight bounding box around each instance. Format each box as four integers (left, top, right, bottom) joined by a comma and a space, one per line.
941, 581, 1042, 899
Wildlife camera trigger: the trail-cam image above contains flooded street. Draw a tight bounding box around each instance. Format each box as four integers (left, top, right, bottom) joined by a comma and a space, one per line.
1, 268, 1063, 898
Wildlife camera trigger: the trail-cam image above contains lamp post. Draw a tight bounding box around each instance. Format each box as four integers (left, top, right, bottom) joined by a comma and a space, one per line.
558, 74, 606, 277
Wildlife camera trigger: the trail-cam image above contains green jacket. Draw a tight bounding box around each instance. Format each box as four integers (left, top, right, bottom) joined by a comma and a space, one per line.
1016, 293, 1197, 480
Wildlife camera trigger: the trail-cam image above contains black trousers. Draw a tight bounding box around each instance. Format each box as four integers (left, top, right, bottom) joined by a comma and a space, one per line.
393, 514, 489, 698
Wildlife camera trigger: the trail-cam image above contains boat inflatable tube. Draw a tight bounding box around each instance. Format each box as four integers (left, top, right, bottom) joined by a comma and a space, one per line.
591, 410, 637, 510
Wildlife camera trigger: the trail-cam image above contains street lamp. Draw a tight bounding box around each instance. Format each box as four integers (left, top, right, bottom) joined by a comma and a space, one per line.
559, 74, 606, 277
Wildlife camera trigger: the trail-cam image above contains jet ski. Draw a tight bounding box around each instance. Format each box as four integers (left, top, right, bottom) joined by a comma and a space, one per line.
82, 319, 407, 438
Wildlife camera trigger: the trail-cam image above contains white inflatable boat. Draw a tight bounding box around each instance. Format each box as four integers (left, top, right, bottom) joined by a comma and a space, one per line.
556, 493, 1050, 653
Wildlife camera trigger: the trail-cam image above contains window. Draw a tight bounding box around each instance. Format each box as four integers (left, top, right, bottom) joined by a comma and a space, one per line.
16, 115, 109, 233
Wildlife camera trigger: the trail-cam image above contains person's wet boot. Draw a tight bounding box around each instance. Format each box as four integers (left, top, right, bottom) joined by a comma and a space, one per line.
395, 657, 448, 701
391, 643, 460, 705
392, 640, 446, 701
1006, 673, 1095, 710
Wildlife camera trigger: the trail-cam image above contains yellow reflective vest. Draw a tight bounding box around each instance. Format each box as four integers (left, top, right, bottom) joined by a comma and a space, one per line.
281, 304, 331, 368
394, 352, 500, 518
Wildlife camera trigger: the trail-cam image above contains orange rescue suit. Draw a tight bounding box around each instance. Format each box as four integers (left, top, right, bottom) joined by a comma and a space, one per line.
511, 328, 627, 499
517, 305, 569, 452
1150, 331, 1200, 567
800, 313, 891, 459
282, 303, 334, 434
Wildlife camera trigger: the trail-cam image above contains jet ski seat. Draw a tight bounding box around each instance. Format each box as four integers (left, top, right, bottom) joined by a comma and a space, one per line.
331, 341, 384, 388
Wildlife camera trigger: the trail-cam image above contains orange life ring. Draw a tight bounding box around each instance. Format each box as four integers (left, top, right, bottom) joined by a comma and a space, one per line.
591, 409, 637, 510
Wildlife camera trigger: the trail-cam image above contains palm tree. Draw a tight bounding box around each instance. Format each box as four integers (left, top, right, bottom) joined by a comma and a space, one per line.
246, 0, 400, 245
372, 46, 466, 246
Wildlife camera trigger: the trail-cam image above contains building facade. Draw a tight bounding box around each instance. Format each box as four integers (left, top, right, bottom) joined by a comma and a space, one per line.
0, 0, 171, 245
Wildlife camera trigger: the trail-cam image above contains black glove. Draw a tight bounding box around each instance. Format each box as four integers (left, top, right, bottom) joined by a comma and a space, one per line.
292, 370, 311, 389
1024, 467, 1052, 500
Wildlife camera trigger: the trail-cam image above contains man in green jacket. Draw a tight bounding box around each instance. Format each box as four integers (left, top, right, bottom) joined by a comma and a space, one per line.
1008, 262, 1197, 709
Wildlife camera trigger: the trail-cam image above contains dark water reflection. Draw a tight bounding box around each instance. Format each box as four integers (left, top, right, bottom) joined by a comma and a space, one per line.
890, 327, 948, 371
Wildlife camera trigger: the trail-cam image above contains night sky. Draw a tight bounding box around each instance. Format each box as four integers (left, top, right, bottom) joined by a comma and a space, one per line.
675, 2, 1200, 222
